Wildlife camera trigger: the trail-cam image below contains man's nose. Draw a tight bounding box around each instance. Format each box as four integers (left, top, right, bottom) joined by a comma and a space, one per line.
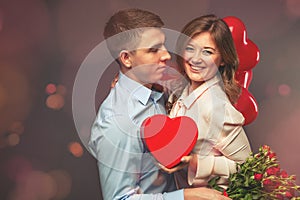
160, 46, 171, 61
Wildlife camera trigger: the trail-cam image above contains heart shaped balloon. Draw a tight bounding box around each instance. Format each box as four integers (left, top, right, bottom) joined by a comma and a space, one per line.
223, 16, 260, 125
238, 40, 260, 72
223, 16, 260, 72
235, 70, 253, 89
234, 88, 258, 125
141, 114, 198, 168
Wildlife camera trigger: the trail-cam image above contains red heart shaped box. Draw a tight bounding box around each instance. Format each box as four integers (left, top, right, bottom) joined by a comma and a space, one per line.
141, 114, 198, 168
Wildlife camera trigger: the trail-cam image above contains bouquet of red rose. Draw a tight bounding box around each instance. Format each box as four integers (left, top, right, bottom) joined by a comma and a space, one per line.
209, 145, 300, 199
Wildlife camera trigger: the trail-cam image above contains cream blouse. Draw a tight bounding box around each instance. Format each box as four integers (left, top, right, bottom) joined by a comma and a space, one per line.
169, 74, 252, 188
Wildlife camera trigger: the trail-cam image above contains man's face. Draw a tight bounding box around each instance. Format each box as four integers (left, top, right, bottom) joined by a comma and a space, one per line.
126, 28, 171, 87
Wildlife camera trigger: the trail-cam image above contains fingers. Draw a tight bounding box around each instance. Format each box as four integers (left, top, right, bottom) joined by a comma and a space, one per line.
181, 155, 192, 163
157, 162, 188, 174
111, 78, 118, 88
211, 190, 231, 200
157, 155, 192, 174
157, 163, 176, 174
111, 73, 119, 88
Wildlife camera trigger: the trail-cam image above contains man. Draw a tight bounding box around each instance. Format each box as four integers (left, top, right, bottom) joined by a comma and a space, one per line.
89, 8, 231, 200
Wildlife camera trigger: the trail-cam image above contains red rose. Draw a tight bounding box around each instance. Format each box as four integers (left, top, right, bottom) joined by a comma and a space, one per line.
280, 170, 288, 178
263, 178, 272, 186
266, 167, 280, 176
276, 194, 284, 200
262, 145, 270, 151
287, 180, 295, 186
291, 175, 296, 180
223, 189, 228, 197
254, 173, 263, 181
272, 180, 281, 189
268, 152, 276, 159
285, 191, 293, 198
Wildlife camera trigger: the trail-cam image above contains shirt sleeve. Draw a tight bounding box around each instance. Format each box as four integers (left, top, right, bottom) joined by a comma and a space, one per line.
188, 102, 252, 186
129, 190, 184, 200
89, 113, 184, 200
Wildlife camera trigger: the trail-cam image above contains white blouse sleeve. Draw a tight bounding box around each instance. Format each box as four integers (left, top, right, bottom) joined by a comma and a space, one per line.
188, 101, 252, 186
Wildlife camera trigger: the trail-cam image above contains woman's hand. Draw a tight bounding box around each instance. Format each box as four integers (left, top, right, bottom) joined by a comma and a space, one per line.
158, 155, 193, 174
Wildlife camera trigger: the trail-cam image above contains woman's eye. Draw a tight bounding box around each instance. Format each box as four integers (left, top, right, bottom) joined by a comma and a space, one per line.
185, 46, 194, 52
202, 50, 213, 56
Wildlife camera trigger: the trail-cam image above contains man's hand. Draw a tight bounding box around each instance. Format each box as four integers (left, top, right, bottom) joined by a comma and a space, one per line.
111, 73, 119, 88
158, 155, 193, 174
184, 187, 231, 200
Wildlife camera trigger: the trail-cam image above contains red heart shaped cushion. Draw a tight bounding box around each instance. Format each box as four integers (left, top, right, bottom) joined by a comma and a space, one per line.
141, 114, 198, 168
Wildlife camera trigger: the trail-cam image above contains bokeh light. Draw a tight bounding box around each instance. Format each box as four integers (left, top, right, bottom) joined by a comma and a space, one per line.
5, 156, 32, 183
46, 94, 65, 110
278, 84, 291, 96
0, 66, 31, 140
9, 121, 25, 135
4, 156, 72, 200
56, 84, 67, 96
48, 170, 72, 199
45, 83, 57, 95
68, 142, 83, 157
8, 171, 57, 200
7, 133, 20, 146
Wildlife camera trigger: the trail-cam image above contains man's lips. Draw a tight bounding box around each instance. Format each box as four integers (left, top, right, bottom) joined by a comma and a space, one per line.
157, 65, 167, 71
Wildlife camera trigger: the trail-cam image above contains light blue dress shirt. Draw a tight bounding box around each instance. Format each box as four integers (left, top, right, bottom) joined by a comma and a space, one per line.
89, 72, 184, 200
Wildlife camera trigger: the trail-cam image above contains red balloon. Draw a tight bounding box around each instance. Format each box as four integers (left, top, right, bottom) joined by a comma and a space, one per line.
235, 70, 253, 89
237, 40, 260, 71
223, 16, 260, 71
223, 16, 246, 43
223, 16, 260, 126
234, 88, 258, 125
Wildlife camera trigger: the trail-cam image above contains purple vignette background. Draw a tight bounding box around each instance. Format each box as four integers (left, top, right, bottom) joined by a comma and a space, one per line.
1, 0, 300, 199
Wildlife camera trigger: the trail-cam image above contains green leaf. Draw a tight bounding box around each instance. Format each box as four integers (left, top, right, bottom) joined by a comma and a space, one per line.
207, 176, 223, 192
245, 193, 252, 200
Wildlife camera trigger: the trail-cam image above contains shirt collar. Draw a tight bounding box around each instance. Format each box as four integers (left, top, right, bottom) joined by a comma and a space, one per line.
180, 74, 221, 109
118, 71, 164, 105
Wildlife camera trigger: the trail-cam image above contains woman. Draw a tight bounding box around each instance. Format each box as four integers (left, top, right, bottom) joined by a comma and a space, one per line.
167, 14, 252, 189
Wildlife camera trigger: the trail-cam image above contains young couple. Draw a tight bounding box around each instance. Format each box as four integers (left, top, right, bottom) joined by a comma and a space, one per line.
88, 8, 251, 200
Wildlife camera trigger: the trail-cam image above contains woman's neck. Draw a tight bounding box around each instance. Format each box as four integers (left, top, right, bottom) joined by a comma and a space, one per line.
189, 81, 204, 93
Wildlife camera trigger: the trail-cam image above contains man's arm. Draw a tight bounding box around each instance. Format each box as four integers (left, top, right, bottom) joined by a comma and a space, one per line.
89, 111, 231, 200
89, 114, 184, 200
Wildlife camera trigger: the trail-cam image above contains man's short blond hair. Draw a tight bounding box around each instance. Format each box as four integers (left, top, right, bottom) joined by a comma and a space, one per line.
103, 8, 164, 59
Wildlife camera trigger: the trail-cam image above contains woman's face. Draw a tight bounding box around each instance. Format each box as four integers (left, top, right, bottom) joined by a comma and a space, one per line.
183, 31, 224, 90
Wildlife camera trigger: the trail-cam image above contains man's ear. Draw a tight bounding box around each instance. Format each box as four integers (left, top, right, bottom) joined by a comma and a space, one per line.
119, 50, 132, 68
